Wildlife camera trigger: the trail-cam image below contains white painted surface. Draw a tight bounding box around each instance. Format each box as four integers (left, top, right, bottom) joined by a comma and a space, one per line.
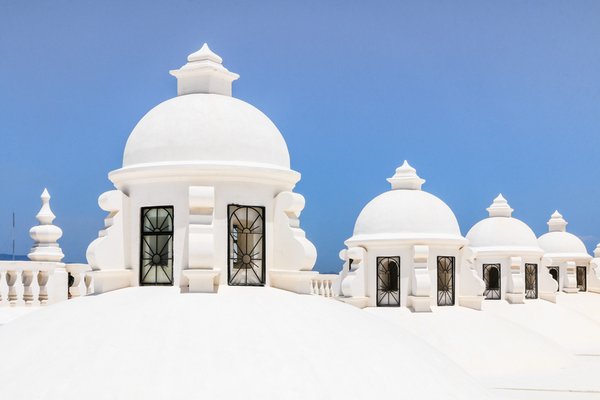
0, 287, 495, 399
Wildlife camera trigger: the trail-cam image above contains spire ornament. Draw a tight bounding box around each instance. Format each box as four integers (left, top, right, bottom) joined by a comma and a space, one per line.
387, 160, 426, 190
547, 210, 567, 232
169, 43, 239, 96
486, 194, 513, 218
28, 189, 64, 262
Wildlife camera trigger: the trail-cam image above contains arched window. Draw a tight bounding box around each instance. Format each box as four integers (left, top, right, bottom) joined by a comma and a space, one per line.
376, 256, 400, 307
483, 264, 501, 300
437, 256, 455, 306
140, 206, 174, 286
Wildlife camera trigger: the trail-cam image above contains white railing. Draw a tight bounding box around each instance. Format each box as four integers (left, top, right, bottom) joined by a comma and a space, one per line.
0, 261, 93, 306
310, 274, 339, 298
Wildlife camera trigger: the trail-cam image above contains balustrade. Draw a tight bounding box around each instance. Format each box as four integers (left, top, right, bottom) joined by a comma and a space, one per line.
310, 275, 339, 298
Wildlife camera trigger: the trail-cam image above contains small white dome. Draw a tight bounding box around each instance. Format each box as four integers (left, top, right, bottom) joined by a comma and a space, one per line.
466, 195, 541, 251
538, 231, 589, 255
122, 94, 291, 169
350, 162, 463, 242
467, 218, 540, 249
353, 190, 462, 240
538, 211, 590, 258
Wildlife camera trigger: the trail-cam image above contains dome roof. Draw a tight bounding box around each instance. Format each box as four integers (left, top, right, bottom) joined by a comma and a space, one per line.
466, 195, 541, 252
121, 44, 291, 170
538, 211, 591, 258
122, 94, 291, 169
0, 287, 493, 399
349, 162, 464, 243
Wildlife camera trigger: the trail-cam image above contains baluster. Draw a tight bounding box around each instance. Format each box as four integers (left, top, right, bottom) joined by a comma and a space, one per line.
326, 280, 332, 297
69, 271, 83, 298
22, 270, 35, 305
84, 273, 93, 295
38, 271, 50, 305
319, 280, 324, 296
6, 270, 20, 305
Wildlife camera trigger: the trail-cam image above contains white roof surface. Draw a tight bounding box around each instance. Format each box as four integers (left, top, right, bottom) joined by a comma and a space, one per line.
0, 286, 494, 400
1, 287, 599, 399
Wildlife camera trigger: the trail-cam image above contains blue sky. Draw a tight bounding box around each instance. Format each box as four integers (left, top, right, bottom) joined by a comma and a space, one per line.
1, 1, 599, 272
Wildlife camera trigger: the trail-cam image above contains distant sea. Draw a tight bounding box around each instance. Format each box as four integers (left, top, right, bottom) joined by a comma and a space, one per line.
0, 254, 28, 261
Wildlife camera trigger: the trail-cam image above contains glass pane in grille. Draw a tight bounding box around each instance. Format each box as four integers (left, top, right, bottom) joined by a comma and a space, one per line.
437, 256, 455, 306
483, 264, 501, 300
228, 205, 265, 286
525, 263, 538, 299
140, 206, 174, 286
377, 256, 400, 307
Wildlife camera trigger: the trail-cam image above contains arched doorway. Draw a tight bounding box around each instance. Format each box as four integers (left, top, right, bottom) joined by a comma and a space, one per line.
140, 206, 174, 286
437, 256, 455, 306
376, 256, 400, 307
227, 205, 265, 286
576, 266, 587, 292
525, 263, 538, 299
483, 264, 501, 300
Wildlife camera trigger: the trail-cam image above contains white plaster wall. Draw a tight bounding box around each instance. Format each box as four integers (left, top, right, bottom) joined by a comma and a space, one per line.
363, 244, 463, 308
474, 255, 541, 300
122, 179, 290, 288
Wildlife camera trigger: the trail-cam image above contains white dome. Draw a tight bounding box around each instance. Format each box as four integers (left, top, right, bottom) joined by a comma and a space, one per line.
467, 217, 540, 249
465, 194, 541, 253
538, 211, 591, 258
351, 190, 463, 241
122, 94, 291, 169
538, 232, 589, 256
0, 287, 493, 399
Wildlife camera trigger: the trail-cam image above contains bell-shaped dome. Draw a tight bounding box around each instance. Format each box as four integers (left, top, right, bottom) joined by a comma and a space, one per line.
538, 211, 591, 258
466, 194, 541, 252
121, 44, 291, 170
348, 162, 464, 243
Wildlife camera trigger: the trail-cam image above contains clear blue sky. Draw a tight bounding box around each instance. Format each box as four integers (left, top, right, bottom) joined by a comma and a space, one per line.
1, 1, 599, 272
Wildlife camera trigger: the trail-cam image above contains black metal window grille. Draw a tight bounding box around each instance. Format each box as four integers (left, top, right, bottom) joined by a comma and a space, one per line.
525, 263, 538, 299
576, 266, 587, 292
140, 206, 174, 286
483, 264, 501, 300
376, 256, 400, 307
227, 205, 265, 286
548, 266, 559, 291
437, 256, 455, 306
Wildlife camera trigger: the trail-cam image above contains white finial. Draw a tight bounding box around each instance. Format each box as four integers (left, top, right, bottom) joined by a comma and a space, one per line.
387, 160, 426, 190
548, 210, 567, 232
486, 194, 513, 217
28, 188, 64, 262
169, 42, 239, 96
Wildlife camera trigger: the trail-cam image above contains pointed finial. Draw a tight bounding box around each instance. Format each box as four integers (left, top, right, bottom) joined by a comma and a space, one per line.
36, 188, 56, 225
548, 210, 567, 232
28, 188, 64, 262
170, 42, 239, 96
387, 161, 426, 190
486, 194, 513, 217
187, 43, 223, 63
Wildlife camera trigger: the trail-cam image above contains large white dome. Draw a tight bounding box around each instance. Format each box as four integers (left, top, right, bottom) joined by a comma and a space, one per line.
122, 94, 291, 169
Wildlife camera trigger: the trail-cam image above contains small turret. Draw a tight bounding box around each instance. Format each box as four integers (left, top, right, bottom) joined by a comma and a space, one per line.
28, 189, 64, 262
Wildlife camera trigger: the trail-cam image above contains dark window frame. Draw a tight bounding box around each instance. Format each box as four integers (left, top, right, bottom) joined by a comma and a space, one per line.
227, 204, 266, 286
525, 263, 538, 299
483, 263, 501, 300
376, 256, 401, 307
139, 206, 174, 286
437, 256, 455, 306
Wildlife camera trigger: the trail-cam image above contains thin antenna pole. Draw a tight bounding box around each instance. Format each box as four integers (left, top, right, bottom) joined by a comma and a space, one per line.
12, 212, 15, 260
